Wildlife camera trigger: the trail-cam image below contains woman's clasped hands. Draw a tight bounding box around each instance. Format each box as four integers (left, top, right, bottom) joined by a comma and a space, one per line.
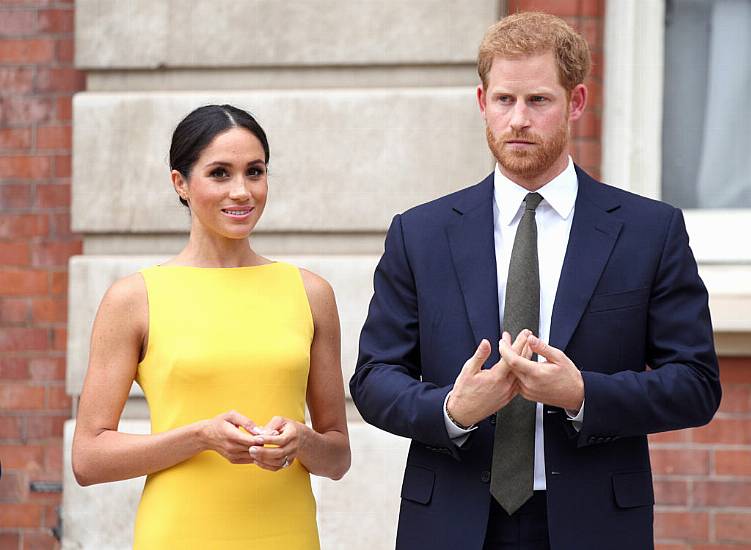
202, 410, 305, 472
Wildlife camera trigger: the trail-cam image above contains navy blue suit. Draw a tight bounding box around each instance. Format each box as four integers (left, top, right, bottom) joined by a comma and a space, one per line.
350, 167, 721, 550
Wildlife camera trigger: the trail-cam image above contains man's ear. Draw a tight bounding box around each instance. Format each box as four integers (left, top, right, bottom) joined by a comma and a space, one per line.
171, 170, 189, 203
477, 84, 487, 119
568, 83, 587, 122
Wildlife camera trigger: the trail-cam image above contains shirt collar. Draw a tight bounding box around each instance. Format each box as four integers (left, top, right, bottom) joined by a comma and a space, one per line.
493, 157, 578, 226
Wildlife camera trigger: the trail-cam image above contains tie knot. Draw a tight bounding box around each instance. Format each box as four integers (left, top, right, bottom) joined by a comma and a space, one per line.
524, 192, 543, 212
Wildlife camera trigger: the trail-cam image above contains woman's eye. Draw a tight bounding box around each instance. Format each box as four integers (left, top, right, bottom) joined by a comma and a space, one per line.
247, 167, 265, 177
210, 168, 229, 178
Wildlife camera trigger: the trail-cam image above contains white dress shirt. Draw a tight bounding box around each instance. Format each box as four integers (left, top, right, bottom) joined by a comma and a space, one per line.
443, 157, 582, 491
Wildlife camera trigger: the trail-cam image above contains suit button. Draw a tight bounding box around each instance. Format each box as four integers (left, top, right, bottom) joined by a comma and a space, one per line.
481, 471, 491, 483
489, 416, 496, 425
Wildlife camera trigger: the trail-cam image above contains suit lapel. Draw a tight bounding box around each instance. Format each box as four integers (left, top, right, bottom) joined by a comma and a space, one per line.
446, 175, 501, 365
550, 169, 623, 351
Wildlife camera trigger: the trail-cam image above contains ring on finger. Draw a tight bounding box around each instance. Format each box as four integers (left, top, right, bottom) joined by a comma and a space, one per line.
282, 456, 290, 469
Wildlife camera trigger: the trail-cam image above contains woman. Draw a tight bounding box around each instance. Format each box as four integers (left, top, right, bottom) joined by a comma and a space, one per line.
72, 104, 351, 549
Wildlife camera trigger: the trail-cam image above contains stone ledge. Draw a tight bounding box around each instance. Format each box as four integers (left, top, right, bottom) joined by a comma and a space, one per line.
72, 89, 491, 233
76, 0, 498, 69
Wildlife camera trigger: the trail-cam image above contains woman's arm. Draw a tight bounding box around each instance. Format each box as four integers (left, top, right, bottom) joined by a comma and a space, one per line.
251, 269, 351, 480
72, 273, 261, 486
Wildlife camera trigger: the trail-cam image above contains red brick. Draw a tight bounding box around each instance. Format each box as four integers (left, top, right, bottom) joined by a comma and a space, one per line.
590, 49, 604, 79
55, 36, 73, 63
22, 529, 59, 548
51, 326, 65, 351
0, 358, 29, 379
0, 39, 55, 63
53, 155, 70, 178
31, 240, 80, 267
0, 533, 19, 549
0, 66, 35, 94
573, 139, 601, 168
716, 513, 751, 543
650, 448, 709, 475
0, 384, 45, 409
0, 327, 49, 351
0, 445, 44, 470
43, 442, 61, 472
0, 470, 27, 502
693, 545, 751, 550
654, 511, 709, 542
720, 385, 751, 413
0, 10, 37, 36
721, 358, 751, 384
38, 8, 74, 33
0, 503, 43, 528
0, 96, 55, 125
49, 271, 66, 295
25, 414, 66, 439
0, 415, 24, 439
45, 385, 68, 409
509, 0, 579, 17
0, 156, 51, 179
580, 0, 604, 17
49, 213, 72, 238
0, 297, 30, 323
692, 418, 751, 444
653, 479, 688, 505
28, 357, 64, 381
35, 67, 85, 93
36, 125, 70, 150
31, 297, 66, 323
0, 269, 48, 296
0, 241, 31, 265
0, 214, 49, 239
0, 184, 33, 209
650, 430, 690, 444
0, 128, 31, 150
694, 480, 751, 506
716, 450, 751, 476
55, 96, 71, 122
655, 545, 690, 550
34, 184, 70, 208
572, 108, 600, 139
566, 16, 600, 49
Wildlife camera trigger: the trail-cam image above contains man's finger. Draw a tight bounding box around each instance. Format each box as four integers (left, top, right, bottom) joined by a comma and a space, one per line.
510, 329, 531, 353
500, 337, 535, 375
463, 339, 491, 373
528, 335, 566, 364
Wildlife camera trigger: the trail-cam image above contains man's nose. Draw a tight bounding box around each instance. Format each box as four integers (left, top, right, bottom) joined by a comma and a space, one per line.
509, 102, 531, 131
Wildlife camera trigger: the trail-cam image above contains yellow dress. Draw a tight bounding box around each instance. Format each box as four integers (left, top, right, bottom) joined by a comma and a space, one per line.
132, 263, 319, 550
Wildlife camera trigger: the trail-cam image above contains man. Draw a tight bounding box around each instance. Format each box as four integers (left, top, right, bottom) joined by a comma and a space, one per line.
350, 12, 721, 550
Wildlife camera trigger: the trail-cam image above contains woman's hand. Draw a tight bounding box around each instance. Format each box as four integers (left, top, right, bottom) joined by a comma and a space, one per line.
201, 410, 263, 464
250, 416, 309, 472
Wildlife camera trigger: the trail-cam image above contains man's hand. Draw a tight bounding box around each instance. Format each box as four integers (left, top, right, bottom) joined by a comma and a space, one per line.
446, 330, 531, 428
500, 333, 584, 411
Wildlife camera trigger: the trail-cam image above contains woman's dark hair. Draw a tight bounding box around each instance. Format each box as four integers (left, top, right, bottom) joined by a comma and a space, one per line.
169, 104, 270, 207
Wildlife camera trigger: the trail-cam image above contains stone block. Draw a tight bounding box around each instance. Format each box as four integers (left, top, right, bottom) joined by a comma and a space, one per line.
71, 90, 492, 233
67, 255, 380, 397
76, 0, 498, 69
62, 418, 409, 550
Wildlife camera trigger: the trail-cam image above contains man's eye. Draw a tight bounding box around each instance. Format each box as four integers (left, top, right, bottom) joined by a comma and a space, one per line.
498, 96, 512, 103
531, 96, 547, 103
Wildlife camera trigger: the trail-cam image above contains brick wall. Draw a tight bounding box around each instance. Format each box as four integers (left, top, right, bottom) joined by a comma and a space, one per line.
0, 0, 83, 548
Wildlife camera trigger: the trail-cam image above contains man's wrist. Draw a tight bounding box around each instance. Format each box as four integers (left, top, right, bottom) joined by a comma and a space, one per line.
445, 392, 473, 430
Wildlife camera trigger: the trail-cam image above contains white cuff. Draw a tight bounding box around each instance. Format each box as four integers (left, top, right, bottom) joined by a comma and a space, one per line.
443, 392, 477, 446
565, 399, 585, 432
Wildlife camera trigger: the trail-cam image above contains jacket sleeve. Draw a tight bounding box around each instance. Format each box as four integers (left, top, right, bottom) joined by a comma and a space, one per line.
349, 214, 457, 451
576, 207, 722, 446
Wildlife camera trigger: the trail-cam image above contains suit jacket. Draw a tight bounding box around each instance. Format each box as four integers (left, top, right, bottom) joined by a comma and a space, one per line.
350, 167, 721, 550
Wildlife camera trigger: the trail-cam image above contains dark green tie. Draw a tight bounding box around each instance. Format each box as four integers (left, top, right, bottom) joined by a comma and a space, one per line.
490, 192, 543, 515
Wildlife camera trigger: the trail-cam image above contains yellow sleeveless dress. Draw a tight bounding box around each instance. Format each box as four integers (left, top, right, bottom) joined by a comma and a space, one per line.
132, 262, 319, 550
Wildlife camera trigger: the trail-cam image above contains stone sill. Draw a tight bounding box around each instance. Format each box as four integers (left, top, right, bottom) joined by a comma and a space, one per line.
700, 265, 751, 356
